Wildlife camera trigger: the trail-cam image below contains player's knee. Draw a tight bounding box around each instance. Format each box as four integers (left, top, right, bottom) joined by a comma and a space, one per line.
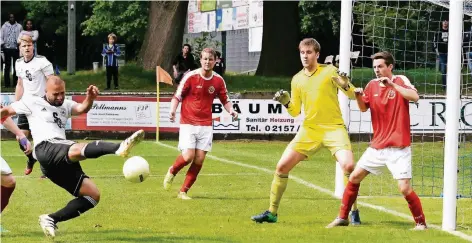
275, 164, 290, 174
342, 162, 355, 174
90, 190, 101, 203
2, 175, 16, 188
182, 153, 195, 163
68, 144, 85, 159
349, 171, 363, 184
399, 183, 412, 196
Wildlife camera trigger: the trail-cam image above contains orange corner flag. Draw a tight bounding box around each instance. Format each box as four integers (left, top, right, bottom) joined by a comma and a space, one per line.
156, 66, 173, 85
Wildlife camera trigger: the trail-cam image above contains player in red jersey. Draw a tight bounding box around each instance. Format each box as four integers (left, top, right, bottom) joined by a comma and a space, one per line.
1, 112, 32, 232
327, 51, 427, 230
163, 48, 238, 199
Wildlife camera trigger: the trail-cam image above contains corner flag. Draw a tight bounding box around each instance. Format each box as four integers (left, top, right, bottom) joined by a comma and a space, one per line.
156, 66, 174, 141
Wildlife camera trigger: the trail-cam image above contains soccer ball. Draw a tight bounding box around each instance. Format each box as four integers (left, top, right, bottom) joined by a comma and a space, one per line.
123, 156, 150, 183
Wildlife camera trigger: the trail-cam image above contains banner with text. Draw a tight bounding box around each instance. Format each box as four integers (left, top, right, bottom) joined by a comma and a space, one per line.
70, 96, 174, 132
67, 97, 472, 134
349, 99, 472, 133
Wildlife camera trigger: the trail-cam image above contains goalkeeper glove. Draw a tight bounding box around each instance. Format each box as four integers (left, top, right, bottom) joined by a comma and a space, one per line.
273, 89, 291, 106
332, 70, 352, 90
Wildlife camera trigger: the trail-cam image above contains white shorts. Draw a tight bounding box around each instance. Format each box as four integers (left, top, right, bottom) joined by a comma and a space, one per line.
357, 147, 412, 179
1, 156, 13, 175
178, 124, 213, 152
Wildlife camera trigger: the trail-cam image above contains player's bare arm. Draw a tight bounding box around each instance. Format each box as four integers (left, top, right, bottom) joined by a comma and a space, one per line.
377, 77, 419, 102
223, 101, 238, 119
15, 78, 24, 101
71, 85, 99, 116
354, 88, 369, 112
2, 117, 32, 154
169, 98, 179, 123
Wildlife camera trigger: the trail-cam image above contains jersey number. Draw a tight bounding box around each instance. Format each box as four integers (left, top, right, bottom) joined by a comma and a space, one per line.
52, 112, 65, 128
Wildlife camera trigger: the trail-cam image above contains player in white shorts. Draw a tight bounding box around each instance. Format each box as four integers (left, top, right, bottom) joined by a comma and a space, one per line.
1, 113, 32, 232
163, 48, 237, 200
327, 51, 427, 230
15, 34, 54, 175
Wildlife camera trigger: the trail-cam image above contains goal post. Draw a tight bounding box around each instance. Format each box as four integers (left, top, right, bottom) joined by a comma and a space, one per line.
335, 0, 354, 199
442, 0, 464, 232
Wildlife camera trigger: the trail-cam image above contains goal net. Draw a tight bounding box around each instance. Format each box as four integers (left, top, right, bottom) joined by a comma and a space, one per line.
347, 0, 471, 231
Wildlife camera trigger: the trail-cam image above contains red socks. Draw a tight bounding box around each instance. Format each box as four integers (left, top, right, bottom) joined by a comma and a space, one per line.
170, 155, 191, 175
180, 163, 203, 193
1, 185, 15, 212
339, 181, 360, 220
405, 191, 426, 225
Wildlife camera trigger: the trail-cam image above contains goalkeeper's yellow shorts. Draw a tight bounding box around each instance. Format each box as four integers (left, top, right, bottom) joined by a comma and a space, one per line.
288, 124, 351, 158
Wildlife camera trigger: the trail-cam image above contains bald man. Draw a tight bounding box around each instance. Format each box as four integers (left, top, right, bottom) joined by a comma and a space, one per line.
0, 77, 145, 238
15, 34, 54, 175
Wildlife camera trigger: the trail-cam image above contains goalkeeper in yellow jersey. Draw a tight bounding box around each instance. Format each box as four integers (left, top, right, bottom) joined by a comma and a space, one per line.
251, 38, 360, 224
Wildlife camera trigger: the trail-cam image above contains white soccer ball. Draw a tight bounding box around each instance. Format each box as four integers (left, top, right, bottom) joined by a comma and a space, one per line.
123, 156, 150, 183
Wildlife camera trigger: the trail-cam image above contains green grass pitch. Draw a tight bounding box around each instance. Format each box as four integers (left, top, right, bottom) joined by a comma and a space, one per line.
1, 139, 471, 242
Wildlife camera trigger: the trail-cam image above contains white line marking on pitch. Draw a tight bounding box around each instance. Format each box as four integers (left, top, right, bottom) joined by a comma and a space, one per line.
156, 141, 472, 242
14, 173, 259, 179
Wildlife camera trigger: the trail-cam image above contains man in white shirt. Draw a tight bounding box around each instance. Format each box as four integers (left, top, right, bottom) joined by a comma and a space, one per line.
1, 13, 22, 88
15, 34, 54, 175
1, 76, 145, 238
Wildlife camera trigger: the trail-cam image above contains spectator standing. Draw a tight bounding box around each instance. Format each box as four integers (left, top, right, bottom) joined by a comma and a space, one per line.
1, 14, 23, 88
172, 44, 197, 85
213, 51, 226, 76
101, 33, 121, 90
433, 19, 449, 91
18, 20, 39, 56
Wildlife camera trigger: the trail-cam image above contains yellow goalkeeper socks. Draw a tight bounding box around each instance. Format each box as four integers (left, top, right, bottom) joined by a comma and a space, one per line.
345, 175, 358, 211
269, 173, 289, 214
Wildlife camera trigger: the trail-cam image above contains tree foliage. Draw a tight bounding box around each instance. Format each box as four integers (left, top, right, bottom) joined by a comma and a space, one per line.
138, 1, 188, 71
81, 1, 148, 44
353, 1, 446, 69
298, 1, 342, 63
299, 1, 341, 36
22, 1, 68, 36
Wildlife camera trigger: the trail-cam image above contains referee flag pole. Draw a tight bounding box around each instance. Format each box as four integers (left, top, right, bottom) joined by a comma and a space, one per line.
156, 66, 173, 142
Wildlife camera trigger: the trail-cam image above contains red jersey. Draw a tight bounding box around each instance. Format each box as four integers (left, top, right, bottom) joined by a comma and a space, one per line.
362, 75, 417, 149
173, 69, 230, 126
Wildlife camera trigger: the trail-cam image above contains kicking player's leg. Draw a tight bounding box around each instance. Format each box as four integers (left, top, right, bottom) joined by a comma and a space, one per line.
40, 164, 98, 238
1, 157, 16, 213
387, 147, 426, 229
48, 178, 100, 223
178, 149, 206, 200
66, 129, 145, 162
164, 124, 197, 190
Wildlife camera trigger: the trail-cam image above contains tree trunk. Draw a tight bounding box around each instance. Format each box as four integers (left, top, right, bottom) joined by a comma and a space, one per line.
255, 1, 301, 77
138, 1, 188, 71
